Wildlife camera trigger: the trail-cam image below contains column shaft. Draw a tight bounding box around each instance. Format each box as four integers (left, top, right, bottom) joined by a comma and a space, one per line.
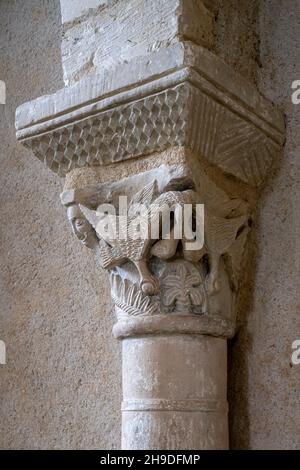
122, 334, 228, 449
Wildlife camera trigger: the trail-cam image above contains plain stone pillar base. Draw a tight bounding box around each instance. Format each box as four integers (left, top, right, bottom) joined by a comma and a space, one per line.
121, 334, 228, 450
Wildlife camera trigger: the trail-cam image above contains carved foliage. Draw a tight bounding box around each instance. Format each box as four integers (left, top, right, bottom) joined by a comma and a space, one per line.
160, 261, 207, 314
111, 273, 159, 319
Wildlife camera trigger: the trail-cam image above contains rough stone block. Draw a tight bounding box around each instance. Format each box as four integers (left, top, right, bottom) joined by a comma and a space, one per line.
60, 0, 215, 85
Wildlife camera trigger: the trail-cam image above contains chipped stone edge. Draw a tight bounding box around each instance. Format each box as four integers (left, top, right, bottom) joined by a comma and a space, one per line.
15, 42, 285, 141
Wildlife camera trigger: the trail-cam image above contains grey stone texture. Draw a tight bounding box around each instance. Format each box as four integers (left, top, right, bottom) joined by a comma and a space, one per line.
0, 0, 121, 449
228, 0, 300, 450
16, 41, 283, 185
122, 336, 228, 449
0, 0, 299, 450
60, 0, 105, 23
60, 0, 215, 85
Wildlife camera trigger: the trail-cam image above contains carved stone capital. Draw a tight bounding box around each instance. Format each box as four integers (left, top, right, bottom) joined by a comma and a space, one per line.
16, 12, 285, 448
60, 155, 252, 339
16, 41, 284, 341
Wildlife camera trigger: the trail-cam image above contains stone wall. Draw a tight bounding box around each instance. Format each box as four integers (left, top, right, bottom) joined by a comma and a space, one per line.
0, 0, 299, 449
0, 0, 121, 449
229, 0, 300, 450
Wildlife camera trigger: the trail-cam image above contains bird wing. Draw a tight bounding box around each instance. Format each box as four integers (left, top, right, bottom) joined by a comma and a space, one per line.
128, 179, 158, 218
205, 214, 248, 254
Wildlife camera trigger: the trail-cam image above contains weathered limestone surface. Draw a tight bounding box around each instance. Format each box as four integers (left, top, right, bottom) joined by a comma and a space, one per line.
60, 0, 105, 23
15, 1, 284, 444
229, 0, 300, 450
1, 0, 297, 451
58, 148, 244, 448
16, 41, 284, 190
0, 0, 121, 450
122, 336, 228, 449
60, 0, 215, 85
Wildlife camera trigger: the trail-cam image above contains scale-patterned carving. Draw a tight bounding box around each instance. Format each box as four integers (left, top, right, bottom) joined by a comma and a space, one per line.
23, 82, 281, 187
23, 84, 189, 176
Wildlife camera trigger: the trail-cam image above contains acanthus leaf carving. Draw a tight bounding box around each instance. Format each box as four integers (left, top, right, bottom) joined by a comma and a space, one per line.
111, 273, 159, 320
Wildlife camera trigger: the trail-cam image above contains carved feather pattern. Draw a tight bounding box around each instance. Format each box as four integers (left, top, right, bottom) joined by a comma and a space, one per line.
80, 184, 197, 267
128, 180, 158, 217
205, 214, 248, 254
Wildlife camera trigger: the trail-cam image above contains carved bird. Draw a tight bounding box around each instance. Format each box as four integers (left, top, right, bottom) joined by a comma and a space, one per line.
203, 212, 248, 294
80, 177, 248, 296
80, 180, 197, 295
80, 180, 157, 294
150, 205, 249, 294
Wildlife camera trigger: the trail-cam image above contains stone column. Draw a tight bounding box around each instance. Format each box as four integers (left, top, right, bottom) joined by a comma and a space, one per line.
15, 0, 284, 449
121, 335, 228, 449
